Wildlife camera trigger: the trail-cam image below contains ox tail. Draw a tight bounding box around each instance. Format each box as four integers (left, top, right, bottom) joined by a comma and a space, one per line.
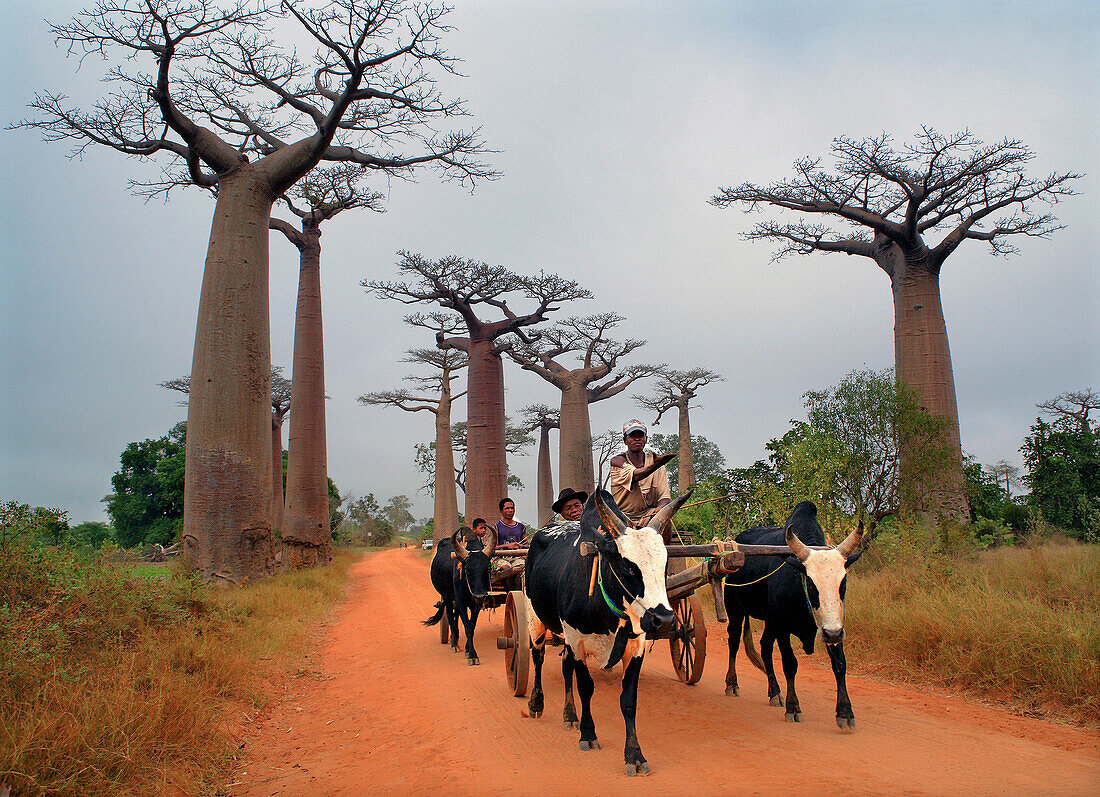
741, 616, 767, 674
423, 601, 446, 627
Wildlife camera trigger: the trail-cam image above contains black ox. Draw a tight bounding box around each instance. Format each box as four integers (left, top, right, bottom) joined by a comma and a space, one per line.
524, 490, 688, 776
723, 501, 863, 728
424, 527, 497, 665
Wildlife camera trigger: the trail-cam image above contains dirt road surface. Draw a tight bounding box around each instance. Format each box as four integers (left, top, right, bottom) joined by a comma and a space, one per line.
232, 548, 1099, 796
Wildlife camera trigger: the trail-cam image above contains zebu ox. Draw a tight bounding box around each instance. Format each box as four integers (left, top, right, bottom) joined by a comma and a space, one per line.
423, 527, 497, 665
524, 490, 689, 776
723, 501, 863, 728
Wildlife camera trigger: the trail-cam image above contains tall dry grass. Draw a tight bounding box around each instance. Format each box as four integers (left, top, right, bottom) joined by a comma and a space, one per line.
1, 546, 360, 796
845, 540, 1100, 725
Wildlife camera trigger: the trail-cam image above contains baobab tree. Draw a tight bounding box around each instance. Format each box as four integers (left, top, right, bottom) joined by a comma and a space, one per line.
161, 368, 291, 532
1038, 388, 1099, 433
359, 315, 468, 543
366, 254, 589, 524
520, 404, 560, 527
635, 367, 723, 494
711, 128, 1080, 519
272, 165, 384, 568
505, 313, 661, 495
17, 0, 493, 583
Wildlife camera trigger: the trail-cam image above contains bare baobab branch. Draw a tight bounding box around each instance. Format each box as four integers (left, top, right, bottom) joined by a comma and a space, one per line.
1037, 388, 1098, 430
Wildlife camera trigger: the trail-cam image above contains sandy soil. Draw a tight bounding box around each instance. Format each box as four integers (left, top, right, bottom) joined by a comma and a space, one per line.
230, 548, 1099, 796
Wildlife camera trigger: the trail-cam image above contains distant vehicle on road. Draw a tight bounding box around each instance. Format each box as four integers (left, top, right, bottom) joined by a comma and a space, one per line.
422, 539, 434, 550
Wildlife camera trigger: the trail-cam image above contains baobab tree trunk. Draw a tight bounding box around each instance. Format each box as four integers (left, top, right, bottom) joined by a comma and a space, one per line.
559, 382, 595, 495
272, 414, 284, 533
182, 169, 276, 584
433, 389, 461, 543
892, 256, 969, 521
465, 337, 508, 527
537, 424, 555, 527
676, 403, 694, 494
283, 229, 333, 568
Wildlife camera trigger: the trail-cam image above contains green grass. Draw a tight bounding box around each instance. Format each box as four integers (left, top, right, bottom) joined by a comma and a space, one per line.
130, 562, 172, 579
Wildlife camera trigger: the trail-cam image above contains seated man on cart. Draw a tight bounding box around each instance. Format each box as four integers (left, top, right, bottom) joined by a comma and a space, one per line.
609, 419, 675, 539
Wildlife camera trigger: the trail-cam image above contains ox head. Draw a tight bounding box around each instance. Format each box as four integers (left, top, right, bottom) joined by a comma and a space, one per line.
587, 490, 693, 636
451, 526, 497, 606
783, 506, 863, 646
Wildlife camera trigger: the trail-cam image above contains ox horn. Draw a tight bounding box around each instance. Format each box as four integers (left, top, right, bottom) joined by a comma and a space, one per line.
594, 491, 629, 538
834, 525, 863, 558
483, 525, 498, 558
451, 529, 469, 562
645, 489, 695, 534
785, 525, 811, 563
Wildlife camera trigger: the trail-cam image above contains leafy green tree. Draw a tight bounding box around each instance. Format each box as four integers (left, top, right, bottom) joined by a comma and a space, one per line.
344, 493, 396, 546
70, 521, 115, 549
1022, 417, 1100, 534
384, 495, 415, 535
105, 423, 186, 547
650, 433, 727, 494
1, 501, 71, 552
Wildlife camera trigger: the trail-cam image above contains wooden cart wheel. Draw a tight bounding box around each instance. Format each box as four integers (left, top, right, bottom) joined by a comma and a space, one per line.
440, 616, 449, 645
500, 590, 529, 697
669, 594, 707, 685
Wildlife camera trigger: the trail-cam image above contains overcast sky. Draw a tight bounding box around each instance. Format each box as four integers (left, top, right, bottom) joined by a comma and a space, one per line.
1, 1, 1097, 525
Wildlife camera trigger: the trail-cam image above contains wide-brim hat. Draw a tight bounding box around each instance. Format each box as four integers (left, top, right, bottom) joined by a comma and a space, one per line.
552, 487, 589, 514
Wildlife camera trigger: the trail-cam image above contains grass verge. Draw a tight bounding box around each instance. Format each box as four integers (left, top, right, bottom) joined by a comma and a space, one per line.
1, 545, 362, 796
845, 540, 1100, 726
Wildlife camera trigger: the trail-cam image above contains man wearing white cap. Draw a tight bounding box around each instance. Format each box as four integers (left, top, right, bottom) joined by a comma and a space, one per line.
609, 419, 675, 542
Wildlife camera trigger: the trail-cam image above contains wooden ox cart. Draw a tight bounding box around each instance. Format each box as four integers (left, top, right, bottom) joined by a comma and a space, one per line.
491, 539, 816, 695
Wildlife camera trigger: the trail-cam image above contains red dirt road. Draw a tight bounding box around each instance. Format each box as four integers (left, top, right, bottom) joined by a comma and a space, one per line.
232, 548, 1099, 796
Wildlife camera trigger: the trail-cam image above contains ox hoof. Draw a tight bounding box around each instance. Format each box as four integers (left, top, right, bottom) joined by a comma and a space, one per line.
785, 711, 802, 723
725, 686, 739, 697
769, 695, 783, 707
563, 721, 579, 730
450, 645, 459, 653
837, 717, 856, 730
467, 657, 479, 666
529, 709, 542, 719
579, 739, 601, 751
625, 762, 650, 776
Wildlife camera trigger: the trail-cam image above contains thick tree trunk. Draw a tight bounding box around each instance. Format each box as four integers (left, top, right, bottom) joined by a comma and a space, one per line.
283, 228, 333, 568
182, 169, 276, 584
537, 424, 555, 527
465, 337, 507, 527
677, 403, 694, 494
891, 255, 969, 521
272, 414, 284, 533
433, 389, 461, 543
558, 381, 595, 495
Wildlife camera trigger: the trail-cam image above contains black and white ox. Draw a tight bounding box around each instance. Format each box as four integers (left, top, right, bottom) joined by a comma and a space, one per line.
723, 501, 863, 728
524, 490, 689, 776
423, 527, 497, 665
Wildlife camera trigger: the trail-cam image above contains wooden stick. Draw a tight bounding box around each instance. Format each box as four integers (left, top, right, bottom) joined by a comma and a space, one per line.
588, 557, 599, 597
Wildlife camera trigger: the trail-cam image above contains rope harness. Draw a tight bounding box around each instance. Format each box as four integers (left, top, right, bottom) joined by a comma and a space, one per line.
596, 550, 636, 620
723, 562, 818, 625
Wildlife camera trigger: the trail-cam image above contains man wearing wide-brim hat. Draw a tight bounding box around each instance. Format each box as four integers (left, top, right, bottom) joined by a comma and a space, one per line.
551, 487, 588, 522
609, 419, 675, 541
